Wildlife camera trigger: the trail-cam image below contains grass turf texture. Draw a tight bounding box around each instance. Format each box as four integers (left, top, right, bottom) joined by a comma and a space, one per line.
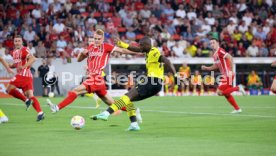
0, 96, 276, 156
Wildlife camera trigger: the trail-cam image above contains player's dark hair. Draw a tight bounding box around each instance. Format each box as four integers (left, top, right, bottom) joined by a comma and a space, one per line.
210, 38, 218, 42
14, 35, 23, 39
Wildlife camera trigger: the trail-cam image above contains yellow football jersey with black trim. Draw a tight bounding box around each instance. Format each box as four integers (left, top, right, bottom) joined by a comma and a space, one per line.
145, 47, 164, 79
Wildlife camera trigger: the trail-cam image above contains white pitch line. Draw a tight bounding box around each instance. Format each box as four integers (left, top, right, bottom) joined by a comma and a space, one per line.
1, 103, 276, 119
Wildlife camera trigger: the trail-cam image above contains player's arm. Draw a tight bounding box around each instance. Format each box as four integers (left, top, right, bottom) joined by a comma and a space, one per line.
77, 49, 88, 62
116, 39, 143, 52
159, 56, 177, 75
113, 46, 143, 55
21, 54, 36, 69
225, 53, 233, 69
201, 64, 218, 71
0, 57, 15, 74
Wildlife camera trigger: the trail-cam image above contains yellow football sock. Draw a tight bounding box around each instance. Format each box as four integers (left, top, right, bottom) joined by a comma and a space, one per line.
110, 95, 131, 112
126, 102, 136, 117
0, 109, 6, 117
173, 85, 178, 94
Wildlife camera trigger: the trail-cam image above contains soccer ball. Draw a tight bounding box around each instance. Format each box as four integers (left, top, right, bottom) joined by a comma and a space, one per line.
70, 115, 85, 130
48, 92, 55, 98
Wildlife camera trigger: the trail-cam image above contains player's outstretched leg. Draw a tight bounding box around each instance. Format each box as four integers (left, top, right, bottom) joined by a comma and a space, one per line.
92, 94, 141, 131
224, 94, 242, 114
25, 90, 45, 121
7, 87, 33, 110
47, 91, 77, 113
47, 85, 86, 113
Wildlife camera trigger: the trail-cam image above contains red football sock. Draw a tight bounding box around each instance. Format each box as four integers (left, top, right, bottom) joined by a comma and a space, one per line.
8, 89, 27, 102
121, 107, 127, 111
222, 86, 239, 95
272, 90, 276, 94
30, 97, 42, 113
225, 95, 240, 110
58, 91, 77, 110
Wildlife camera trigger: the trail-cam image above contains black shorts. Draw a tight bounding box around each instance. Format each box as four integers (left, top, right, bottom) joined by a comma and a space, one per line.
133, 77, 163, 101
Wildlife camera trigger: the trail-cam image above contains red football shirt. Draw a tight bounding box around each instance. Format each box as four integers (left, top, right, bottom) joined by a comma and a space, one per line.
213, 47, 232, 77
86, 43, 115, 76
11, 46, 32, 77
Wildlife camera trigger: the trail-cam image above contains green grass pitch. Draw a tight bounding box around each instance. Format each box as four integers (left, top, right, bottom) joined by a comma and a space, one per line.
1, 96, 276, 156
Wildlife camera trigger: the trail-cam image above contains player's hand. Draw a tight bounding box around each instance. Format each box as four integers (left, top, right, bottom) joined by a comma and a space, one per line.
201, 65, 208, 71
135, 53, 144, 57
7, 68, 15, 74
17, 65, 23, 71
82, 49, 88, 55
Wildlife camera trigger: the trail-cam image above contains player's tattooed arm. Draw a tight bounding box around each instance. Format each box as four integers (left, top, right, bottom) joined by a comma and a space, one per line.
77, 49, 88, 62
159, 56, 177, 75
113, 47, 143, 56
225, 54, 233, 69
116, 38, 143, 52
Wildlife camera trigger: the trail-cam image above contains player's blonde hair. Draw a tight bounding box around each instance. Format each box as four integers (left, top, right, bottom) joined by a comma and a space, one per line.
95, 29, 104, 36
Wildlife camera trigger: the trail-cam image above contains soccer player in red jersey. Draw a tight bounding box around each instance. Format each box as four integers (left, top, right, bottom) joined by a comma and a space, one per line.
201, 38, 246, 114
6, 35, 45, 121
271, 61, 276, 94
46, 29, 140, 114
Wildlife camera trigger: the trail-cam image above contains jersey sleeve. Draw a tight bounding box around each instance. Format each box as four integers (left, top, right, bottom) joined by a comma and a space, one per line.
147, 48, 161, 63
22, 47, 31, 59
218, 48, 228, 58
104, 43, 115, 53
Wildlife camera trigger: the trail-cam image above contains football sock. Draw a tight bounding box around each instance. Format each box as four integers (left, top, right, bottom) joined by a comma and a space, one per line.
225, 95, 240, 110
0, 109, 6, 117
107, 95, 131, 114
271, 89, 276, 94
8, 89, 27, 102
165, 85, 169, 94
222, 86, 239, 96
30, 97, 42, 113
58, 91, 78, 110
126, 102, 137, 122
173, 85, 178, 94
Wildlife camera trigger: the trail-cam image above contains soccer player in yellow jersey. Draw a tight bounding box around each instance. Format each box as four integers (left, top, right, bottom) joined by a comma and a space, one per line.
178, 63, 190, 95
247, 70, 263, 90
164, 72, 176, 95
92, 36, 178, 131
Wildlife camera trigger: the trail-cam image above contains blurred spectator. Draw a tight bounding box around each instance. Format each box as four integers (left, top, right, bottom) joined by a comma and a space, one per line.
164, 72, 176, 95
0, 27, 10, 43
178, 63, 190, 95
53, 19, 65, 34
259, 43, 269, 57
191, 70, 204, 95
175, 4, 186, 18
246, 43, 259, 57
72, 42, 84, 58
247, 70, 263, 90
172, 42, 185, 57
37, 59, 49, 96
23, 27, 36, 43
28, 42, 36, 56
35, 41, 47, 58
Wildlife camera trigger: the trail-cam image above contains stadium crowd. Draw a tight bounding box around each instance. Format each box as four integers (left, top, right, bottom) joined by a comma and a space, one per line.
0, 0, 275, 61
